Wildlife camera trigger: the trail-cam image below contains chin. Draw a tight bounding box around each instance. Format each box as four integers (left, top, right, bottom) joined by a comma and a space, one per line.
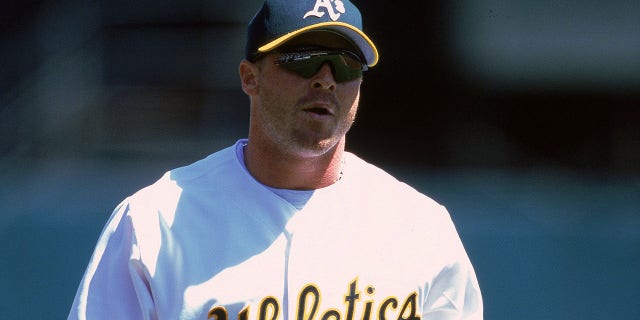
289, 137, 341, 158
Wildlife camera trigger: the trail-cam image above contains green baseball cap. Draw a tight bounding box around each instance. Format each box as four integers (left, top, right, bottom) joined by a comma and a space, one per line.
245, 0, 379, 67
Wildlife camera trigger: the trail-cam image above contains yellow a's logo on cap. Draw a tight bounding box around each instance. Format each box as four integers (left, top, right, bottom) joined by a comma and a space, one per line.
303, 0, 346, 21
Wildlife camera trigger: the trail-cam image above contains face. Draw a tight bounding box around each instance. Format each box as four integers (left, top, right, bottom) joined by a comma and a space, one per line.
242, 51, 363, 158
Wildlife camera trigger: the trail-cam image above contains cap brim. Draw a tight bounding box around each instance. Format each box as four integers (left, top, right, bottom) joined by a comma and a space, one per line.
257, 22, 379, 67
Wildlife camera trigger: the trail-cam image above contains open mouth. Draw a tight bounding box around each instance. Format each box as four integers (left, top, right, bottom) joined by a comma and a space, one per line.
306, 107, 333, 116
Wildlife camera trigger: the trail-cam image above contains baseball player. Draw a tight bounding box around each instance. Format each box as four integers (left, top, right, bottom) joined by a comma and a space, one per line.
68, 0, 483, 319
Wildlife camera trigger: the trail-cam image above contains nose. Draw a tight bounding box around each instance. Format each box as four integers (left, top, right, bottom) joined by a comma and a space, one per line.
310, 63, 336, 91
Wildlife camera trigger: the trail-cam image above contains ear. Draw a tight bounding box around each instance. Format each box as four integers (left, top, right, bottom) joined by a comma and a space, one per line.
239, 59, 259, 96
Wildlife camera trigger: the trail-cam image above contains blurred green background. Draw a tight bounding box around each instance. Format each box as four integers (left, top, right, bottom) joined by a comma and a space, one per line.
1, 0, 639, 319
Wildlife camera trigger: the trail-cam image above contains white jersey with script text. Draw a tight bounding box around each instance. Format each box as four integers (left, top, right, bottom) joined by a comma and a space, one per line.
68, 140, 482, 320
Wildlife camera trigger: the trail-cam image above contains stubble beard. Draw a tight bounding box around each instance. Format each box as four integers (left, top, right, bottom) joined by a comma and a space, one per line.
278, 112, 355, 159
259, 100, 357, 159
253, 71, 361, 159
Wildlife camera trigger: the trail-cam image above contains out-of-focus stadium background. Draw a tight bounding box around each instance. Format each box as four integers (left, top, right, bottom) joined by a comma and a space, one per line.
1, 1, 639, 319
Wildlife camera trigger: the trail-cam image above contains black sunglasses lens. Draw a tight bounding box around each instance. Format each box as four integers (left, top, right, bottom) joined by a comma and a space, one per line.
276, 51, 365, 82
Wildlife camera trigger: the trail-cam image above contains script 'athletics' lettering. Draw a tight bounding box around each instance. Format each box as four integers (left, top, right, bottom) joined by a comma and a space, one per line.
208, 279, 421, 320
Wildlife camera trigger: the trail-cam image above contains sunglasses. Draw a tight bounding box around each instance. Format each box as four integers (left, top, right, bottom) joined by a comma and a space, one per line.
274, 50, 367, 83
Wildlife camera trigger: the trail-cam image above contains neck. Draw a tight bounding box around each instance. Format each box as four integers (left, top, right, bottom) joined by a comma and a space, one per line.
244, 138, 345, 190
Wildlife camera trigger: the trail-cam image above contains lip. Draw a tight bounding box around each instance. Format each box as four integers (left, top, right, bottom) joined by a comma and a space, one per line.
302, 101, 335, 117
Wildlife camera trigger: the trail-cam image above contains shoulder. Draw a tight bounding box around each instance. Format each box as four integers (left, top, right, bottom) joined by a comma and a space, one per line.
168, 143, 239, 184
343, 152, 445, 210
340, 153, 466, 260
121, 143, 241, 223
341, 152, 459, 236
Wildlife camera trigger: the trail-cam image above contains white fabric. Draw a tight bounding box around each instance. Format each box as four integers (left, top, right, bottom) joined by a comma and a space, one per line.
68, 140, 483, 320
235, 139, 313, 209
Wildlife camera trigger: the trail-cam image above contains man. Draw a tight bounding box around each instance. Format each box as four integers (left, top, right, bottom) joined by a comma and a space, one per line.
68, 0, 483, 319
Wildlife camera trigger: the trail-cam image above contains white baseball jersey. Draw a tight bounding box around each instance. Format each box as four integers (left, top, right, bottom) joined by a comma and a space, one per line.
68, 140, 482, 320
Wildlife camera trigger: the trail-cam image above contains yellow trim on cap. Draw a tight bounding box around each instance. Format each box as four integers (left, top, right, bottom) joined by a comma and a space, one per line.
257, 22, 379, 67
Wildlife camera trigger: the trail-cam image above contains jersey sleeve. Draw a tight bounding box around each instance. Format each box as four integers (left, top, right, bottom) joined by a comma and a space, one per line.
422, 257, 483, 320
421, 209, 483, 320
67, 200, 157, 320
